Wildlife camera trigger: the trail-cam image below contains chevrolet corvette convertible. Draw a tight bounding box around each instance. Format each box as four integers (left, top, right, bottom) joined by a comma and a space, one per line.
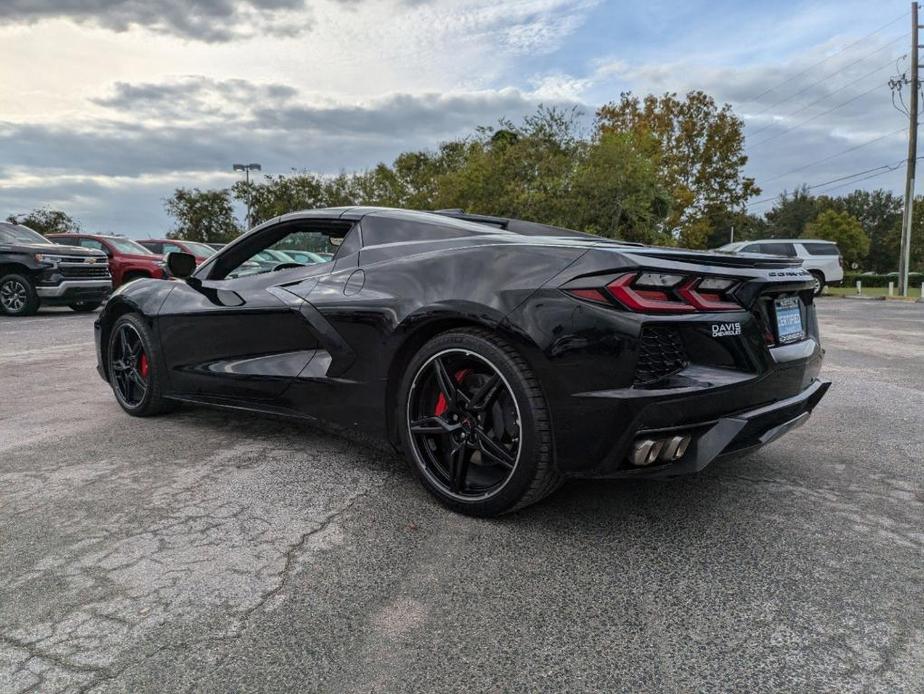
95, 208, 829, 516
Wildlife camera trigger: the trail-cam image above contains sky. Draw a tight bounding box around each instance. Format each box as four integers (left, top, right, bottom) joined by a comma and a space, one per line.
0, 0, 917, 237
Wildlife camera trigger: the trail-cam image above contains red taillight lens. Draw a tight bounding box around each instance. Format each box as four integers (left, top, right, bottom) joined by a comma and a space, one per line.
565, 288, 609, 304
676, 277, 740, 311
565, 272, 742, 314
605, 273, 695, 313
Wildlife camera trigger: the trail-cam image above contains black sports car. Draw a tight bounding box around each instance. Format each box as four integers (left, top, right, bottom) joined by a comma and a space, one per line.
95, 207, 829, 516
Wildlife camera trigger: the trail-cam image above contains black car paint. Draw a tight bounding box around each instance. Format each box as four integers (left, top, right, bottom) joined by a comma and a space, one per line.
95, 207, 829, 479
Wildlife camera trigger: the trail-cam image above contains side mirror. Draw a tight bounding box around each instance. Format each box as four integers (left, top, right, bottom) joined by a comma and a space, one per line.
165, 251, 196, 279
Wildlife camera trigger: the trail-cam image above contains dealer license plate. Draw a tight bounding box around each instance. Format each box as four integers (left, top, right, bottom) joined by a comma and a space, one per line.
774, 296, 804, 344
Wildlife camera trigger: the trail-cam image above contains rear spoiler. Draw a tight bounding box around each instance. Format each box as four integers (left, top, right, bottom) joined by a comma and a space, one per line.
622, 247, 803, 269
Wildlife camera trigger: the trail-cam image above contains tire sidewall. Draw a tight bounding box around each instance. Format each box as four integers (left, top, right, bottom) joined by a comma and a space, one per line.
810, 271, 825, 296
397, 331, 545, 516
0, 273, 39, 316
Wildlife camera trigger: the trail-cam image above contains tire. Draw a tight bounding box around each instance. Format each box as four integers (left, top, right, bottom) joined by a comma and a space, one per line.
107, 313, 178, 417
810, 271, 826, 296
397, 328, 561, 517
0, 273, 40, 316
69, 301, 103, 312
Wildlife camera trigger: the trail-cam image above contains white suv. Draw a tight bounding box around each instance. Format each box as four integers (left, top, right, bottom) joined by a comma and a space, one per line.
717, 239, 843, 295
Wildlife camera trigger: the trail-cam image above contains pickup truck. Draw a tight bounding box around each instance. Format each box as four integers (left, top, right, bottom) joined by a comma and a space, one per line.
0, 222, 112, 316
48, 233, 166, 288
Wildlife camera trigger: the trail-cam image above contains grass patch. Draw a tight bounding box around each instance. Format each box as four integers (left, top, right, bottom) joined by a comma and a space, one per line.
825, 285, 922, 299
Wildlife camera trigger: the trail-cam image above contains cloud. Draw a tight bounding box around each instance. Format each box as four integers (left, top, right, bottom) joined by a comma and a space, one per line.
0, 76, 579, 232
0, 0, 313, 42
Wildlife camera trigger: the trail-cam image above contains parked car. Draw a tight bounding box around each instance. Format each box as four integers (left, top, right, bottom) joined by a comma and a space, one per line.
717, 239, 843, 295
0, 222, 111, 316
95, 207, 829, 516
49, 233, 167, 288
136, 239, 217, 265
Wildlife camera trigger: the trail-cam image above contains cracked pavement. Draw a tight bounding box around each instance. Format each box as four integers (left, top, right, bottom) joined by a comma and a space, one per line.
1, 300, 922, 692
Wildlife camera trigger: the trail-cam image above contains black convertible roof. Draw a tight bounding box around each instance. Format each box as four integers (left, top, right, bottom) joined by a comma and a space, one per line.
431, 209, 601, 240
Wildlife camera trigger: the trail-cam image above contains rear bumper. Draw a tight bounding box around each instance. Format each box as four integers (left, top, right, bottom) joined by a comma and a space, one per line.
581, 378, 830, 479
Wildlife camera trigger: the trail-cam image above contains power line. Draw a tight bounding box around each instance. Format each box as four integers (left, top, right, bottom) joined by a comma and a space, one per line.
749, 80, 889, 149
747, 54, 903, 139
748, 34, 908, 123
747, 12, 909, 105
761, 126, 907, 184
746, 158, 908, 208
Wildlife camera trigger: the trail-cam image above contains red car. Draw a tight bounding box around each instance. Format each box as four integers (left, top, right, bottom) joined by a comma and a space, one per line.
137, 238, 218, 265
49, 233, 167, 288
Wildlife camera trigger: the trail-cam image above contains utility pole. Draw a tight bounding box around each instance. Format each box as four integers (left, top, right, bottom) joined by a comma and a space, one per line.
730, 225, 735, 244
899, 2, 919, 297
233, 163, 262, 229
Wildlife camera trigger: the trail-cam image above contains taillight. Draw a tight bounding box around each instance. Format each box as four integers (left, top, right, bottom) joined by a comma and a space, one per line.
564, 272, 742, 313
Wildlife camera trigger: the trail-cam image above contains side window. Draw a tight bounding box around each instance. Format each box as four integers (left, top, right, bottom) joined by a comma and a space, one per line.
163, 243, 184, 255
214, 224, 350, 280
742, 244, 761, 254
143, 242, 163, 253
802, 243, 840, 256
53, 236, 79, 246
80, 239, 105, 252
759, 242, 797, 257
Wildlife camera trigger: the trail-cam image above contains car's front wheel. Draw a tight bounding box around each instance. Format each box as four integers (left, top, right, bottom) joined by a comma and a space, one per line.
0, 273, 40, 316
107, 313, 177, 416
398, 328, 561, 517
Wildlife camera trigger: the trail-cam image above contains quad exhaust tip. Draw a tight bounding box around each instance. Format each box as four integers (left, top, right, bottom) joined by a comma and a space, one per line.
630, 434, 692, 466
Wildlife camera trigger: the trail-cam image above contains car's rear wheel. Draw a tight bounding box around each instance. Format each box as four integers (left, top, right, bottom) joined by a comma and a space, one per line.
107, 313, 177, 416
69, 301, 103, 312
810, 271, 825, 296
0, 273, 40, 316
398, 328, 560, 517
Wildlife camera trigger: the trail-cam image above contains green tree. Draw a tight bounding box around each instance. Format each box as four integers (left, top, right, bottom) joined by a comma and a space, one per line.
595, 91, 760, 243
764, 186, 822, 238
569, 131, 671, 244
232, 172, 328, 227
164, 188, 240, 243
882, 196, 924, 273
6, 208, 81, 235
830, 189, 902, 272
803, 210, 870, 268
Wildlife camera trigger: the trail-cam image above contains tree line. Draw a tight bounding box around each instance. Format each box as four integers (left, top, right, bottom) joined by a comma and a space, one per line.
7, 90, 922, 272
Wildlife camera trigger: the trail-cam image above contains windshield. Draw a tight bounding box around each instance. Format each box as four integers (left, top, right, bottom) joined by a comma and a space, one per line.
0, 224, 53, 245
107, 237, 154, 254
182, 242, 217, 257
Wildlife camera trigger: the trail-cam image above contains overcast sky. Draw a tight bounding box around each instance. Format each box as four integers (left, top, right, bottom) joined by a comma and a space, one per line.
0, 0, 916, 236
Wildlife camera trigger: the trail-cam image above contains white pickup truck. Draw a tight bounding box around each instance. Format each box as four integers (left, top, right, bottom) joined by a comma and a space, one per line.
717, 239, 843, 296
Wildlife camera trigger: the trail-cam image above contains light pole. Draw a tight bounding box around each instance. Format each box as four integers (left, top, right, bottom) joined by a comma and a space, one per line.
233, 163, 262, 228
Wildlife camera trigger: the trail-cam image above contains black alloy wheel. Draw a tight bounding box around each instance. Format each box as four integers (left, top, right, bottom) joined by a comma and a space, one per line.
110, 322, 149, 408
107, 314, 177, 416
400, 329, 561, 516
0, 274, 39, 316
409, 348, 522, 499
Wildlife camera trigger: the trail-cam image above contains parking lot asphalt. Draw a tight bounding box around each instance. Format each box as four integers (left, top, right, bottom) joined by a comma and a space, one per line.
1, 300, 922, 693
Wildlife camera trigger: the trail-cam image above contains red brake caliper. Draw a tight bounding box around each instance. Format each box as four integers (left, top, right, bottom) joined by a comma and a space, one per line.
434, 369, 472, 416
138, 353, 149, 380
